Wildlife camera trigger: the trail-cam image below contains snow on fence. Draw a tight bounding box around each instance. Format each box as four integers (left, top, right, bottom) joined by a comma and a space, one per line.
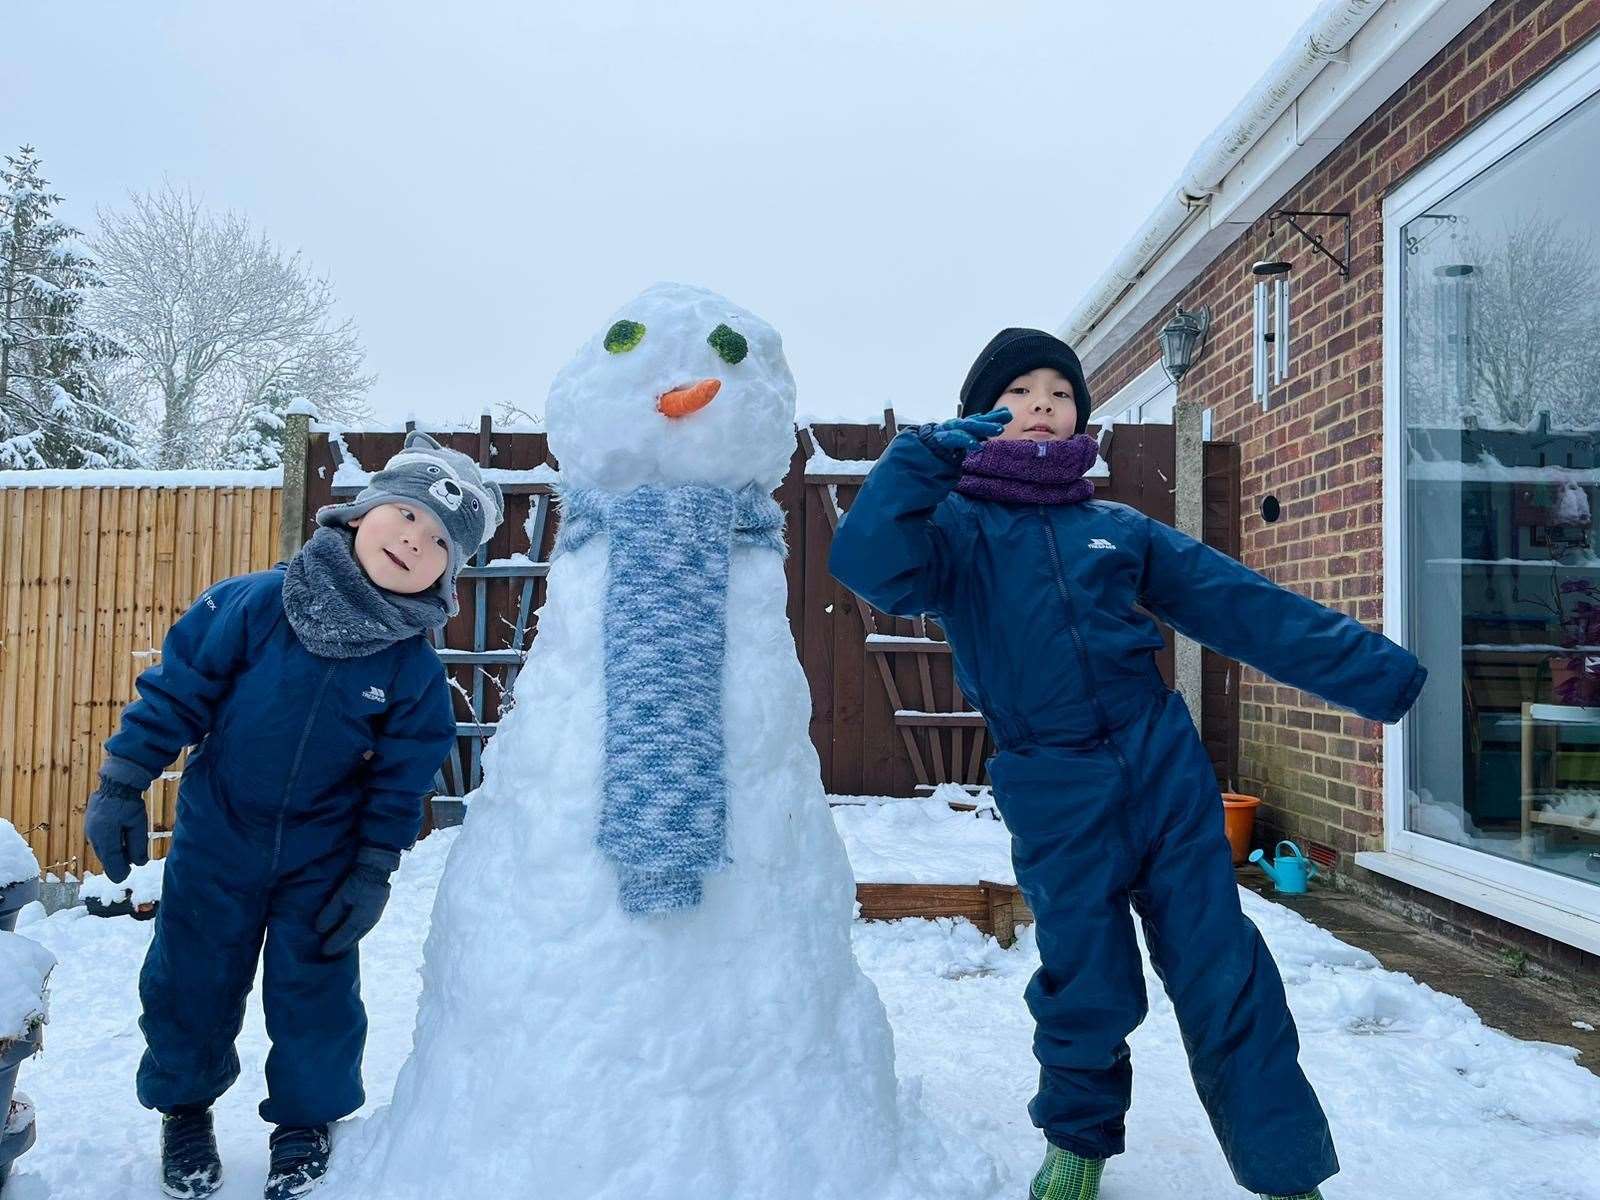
0, 476, 282, 879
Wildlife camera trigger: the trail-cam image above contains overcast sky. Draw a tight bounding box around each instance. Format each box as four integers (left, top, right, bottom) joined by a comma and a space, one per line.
6, 2, 1320, 427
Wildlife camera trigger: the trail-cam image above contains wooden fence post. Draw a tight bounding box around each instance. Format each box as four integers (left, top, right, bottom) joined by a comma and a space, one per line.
1173, 396, 1206, 729
280, 400, 317, 563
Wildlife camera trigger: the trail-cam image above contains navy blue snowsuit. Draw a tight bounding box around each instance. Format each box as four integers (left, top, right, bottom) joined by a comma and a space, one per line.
829, 432, 1426, 1195
102, 567, 455, 1126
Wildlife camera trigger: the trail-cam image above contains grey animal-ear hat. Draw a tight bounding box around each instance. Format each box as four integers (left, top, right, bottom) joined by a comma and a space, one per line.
316, 430, 505, 614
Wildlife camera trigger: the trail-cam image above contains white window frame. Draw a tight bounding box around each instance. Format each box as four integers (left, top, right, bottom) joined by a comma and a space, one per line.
1092, 359, 1210, 438
1091, 360, 1174, 427
1378, 34, 1600, 933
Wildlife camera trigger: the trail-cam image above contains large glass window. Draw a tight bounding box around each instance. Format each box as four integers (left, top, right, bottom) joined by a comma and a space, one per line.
1400, 89, 1600, 888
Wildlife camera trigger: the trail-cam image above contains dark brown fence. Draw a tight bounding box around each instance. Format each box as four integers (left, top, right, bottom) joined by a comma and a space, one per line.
294, 414, 1241, 801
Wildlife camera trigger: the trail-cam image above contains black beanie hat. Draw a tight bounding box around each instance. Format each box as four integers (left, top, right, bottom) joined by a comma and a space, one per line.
958, 328, 1092, 434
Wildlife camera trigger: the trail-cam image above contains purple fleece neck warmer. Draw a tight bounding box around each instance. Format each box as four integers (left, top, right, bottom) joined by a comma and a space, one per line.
955, 433, 1099, 505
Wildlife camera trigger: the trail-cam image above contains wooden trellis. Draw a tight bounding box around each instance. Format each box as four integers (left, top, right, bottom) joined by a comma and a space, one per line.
800, 409, 993, 794
323, 416, 555, 810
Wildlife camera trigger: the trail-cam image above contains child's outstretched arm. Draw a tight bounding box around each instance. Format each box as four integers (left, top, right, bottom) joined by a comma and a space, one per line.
1134, 513, 1426, 725
828, 409, 1009, 617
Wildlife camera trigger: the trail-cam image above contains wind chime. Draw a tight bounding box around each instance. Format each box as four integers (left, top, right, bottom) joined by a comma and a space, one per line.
1251, 210, 1351, 411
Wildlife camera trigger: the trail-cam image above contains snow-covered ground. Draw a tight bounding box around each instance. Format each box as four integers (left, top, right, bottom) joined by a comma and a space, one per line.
13, 808, 1600, 1200
833, 792, 1014, 885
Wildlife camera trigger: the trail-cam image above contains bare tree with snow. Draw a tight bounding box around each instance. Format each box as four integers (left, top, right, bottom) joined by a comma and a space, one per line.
1466, 215, 1598, 430
89, 182, 373, 468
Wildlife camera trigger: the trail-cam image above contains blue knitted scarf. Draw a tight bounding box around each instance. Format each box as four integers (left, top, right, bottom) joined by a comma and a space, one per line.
556, 482, 787, 916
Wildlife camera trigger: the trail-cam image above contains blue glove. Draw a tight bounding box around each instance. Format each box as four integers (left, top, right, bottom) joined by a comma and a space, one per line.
85, 777, 149, 885
918, 407, 1013, 465
315, 846, 401, 957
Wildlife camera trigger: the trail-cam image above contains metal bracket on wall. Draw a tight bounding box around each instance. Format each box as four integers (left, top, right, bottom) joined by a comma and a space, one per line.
1270, 210, 1352, 278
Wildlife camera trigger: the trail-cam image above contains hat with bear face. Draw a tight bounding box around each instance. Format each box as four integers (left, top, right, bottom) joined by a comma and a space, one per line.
316, 430, 504, 613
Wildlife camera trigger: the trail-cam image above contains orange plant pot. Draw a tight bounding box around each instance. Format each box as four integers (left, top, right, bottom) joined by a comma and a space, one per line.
1221, 793, 1261, 866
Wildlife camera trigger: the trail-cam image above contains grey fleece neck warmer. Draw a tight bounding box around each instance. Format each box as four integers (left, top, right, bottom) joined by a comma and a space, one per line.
556, 482, 787, 916
282, 526, 450, 659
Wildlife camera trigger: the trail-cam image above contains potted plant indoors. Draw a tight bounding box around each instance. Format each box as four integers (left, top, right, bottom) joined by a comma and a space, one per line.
1551, 578, 1600, 707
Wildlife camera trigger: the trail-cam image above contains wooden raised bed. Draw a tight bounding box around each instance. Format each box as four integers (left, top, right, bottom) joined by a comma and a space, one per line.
855, 880, 1033, 948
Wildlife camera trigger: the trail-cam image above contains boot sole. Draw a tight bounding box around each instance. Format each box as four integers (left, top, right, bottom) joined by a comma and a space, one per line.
160, 1173, 222, 1200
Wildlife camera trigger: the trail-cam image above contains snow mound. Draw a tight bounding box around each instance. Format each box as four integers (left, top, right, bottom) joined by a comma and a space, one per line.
0, 933, 52, 1042
0, 823, 37, 889
833, 796, 1014, 885
79, 858, 164, 908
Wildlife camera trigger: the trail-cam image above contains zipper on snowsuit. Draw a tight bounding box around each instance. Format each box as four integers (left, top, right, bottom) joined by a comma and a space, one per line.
270, 662, 337, 873
1038, 509, 1134, 795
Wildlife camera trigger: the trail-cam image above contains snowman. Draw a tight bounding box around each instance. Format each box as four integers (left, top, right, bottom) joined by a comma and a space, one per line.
326, 283, 995, 1200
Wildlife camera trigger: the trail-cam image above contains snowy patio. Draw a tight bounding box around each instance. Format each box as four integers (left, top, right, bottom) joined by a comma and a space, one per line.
16, 801, 1600, 1200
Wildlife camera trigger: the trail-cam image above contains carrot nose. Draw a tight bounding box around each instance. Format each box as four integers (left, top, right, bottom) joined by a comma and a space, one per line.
657, 378, 720, 419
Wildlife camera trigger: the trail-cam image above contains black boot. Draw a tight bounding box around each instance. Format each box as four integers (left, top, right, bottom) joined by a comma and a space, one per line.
159, 1106, 222, 1199
264, 1123, 332, 1200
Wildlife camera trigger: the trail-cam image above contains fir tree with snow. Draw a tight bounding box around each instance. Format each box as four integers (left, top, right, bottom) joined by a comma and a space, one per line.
0, 146, 137, 468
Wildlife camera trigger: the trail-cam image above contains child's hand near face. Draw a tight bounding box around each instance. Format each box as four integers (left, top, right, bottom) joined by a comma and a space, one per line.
922, 406, 1013, 462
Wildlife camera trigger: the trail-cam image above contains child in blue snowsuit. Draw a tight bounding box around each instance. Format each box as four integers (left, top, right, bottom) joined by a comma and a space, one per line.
84, 432, 502, 1200
830, 329, 1426, 1200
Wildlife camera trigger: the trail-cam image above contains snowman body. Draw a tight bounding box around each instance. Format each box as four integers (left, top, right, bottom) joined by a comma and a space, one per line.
328, 284, 993, 1200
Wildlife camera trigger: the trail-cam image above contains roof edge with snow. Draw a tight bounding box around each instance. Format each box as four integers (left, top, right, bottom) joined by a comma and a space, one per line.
1060, 0, 1495, 376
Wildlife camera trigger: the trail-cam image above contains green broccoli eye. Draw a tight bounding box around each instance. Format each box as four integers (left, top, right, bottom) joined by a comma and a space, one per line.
707, 324, 748, 365
604, 320, 646, 353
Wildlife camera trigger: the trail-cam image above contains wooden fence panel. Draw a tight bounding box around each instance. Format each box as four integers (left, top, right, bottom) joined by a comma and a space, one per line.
0, 483, 281, 879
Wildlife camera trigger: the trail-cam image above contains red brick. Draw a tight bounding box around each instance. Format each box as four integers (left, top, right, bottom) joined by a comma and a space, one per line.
1566, 0, 1600, 43
1512, 27, 1566, 86
1487, 21, 1536, 74
1466, 69, 1514, 122
1427, 104, 1469, 153
1447, 58, 1490, 107
1467, 9, 1515, 63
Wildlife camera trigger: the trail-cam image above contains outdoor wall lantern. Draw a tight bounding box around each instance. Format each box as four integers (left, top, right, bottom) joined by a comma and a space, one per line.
1159, 304, 1212, 386
1251, 259, 1291, 410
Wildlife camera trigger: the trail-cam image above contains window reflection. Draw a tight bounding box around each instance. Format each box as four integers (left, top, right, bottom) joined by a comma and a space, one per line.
1401, 91, 1600, 886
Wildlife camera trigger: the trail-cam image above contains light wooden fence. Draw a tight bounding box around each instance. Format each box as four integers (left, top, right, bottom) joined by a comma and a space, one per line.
0, 478, 281, 880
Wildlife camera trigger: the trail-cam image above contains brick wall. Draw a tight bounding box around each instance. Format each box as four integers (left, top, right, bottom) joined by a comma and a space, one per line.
1084, 0, 1600, 873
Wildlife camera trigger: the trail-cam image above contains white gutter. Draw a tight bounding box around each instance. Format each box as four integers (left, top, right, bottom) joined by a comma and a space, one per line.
1060, 0, 1494, 374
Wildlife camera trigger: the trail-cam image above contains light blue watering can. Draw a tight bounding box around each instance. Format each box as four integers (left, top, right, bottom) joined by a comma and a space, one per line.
1248, 840, 1319, 895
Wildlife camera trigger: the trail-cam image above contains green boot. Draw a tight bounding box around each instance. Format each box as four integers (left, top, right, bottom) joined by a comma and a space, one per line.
1029, 1143, 1104, 1200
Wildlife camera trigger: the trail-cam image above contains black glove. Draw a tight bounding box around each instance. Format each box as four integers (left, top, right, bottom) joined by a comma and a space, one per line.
315, 846, 402, 957
85, 777, 149, 884
916, 407, 1014, 465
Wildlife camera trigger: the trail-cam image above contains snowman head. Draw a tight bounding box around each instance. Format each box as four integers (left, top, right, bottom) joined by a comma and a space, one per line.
546, 282, 797, 493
